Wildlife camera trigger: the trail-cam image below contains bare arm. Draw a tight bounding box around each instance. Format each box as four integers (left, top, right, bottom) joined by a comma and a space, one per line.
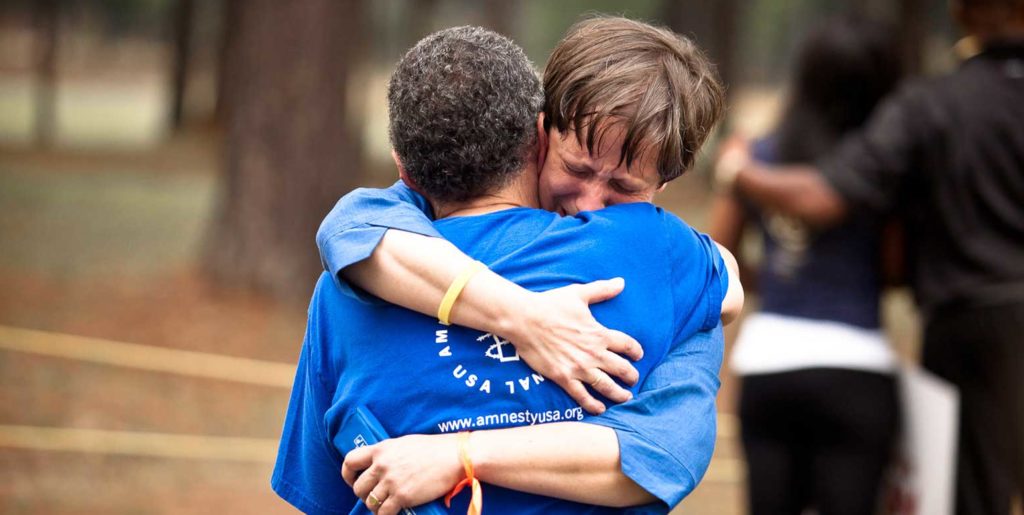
734, 161, 848, 228
343, 423, 653, 513
345, 230, 644, 414
715, 243, 744, 325
473, 423, 652, 506
710, 190, 761, 312
716, 137, 848, 228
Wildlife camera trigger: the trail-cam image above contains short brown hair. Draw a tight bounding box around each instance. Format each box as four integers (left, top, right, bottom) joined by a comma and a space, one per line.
543, 17, 725, 183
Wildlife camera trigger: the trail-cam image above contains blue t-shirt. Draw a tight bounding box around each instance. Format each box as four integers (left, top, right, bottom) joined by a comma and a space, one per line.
308, 182, 726, 509
273, 204, 726, 514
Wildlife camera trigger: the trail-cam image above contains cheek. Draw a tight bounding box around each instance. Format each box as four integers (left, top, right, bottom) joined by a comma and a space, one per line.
539, 172, 582, 214
607, 188, 656, 207
541, 169, 578, 197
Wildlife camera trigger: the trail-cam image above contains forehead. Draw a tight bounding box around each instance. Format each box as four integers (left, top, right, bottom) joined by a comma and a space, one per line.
556, 123, 661, 183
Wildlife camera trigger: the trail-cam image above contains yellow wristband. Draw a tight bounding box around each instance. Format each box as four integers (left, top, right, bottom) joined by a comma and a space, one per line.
437, 261, 487, 325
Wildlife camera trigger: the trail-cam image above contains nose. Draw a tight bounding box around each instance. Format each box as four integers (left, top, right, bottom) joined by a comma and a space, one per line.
574, 185, 607, 213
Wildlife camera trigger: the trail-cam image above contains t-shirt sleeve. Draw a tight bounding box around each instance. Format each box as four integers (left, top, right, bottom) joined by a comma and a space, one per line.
316, 181, 442, 301
271, 279, 357, 515
661, 210, 727, 344
818, 85, 930, 214
583, 323, 725, 509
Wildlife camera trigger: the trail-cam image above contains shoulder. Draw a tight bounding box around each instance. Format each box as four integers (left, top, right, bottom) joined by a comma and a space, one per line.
306, 272, 356, 337
574, 203, 705, 256
310, 272, 345, 310
575, 202, 675, 228
882, 76, 949, 121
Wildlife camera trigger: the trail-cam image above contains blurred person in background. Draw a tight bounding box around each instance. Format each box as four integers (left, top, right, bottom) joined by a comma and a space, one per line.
276, 23, 741, 515
718, 1, 1024, 513
710, 14, 903, 515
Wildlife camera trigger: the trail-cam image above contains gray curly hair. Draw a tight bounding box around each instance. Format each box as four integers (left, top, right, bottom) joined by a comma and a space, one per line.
388, 26, 544, 203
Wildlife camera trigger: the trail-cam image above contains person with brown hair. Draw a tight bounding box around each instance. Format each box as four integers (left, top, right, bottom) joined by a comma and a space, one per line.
305, 16, 735, 513
718, 1, 1024, 513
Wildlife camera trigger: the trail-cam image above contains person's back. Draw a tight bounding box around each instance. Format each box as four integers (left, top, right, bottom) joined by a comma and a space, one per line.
298, 204, 723, 514
867, 44, 1024, 310
815, 37, 1024, 315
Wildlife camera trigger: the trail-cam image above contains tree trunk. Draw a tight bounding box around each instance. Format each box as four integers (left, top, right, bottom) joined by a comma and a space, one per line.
204, 0, 366, 301
660, 0, 737, 89
214, 0, 239, 125
169, 0, 193, 130
34, 0, 58, 146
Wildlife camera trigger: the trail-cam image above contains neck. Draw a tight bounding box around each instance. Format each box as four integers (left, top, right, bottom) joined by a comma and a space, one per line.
433, 169, 540, 219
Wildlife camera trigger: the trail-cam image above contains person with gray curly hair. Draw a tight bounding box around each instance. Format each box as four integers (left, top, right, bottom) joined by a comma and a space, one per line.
274, 25, 740, 515
387, 26, 543, 204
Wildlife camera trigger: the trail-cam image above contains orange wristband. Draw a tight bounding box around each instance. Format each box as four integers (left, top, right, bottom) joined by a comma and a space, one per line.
444, 431, 482, 515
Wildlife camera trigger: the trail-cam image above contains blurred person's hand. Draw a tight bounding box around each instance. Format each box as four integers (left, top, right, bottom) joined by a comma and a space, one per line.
714, 134, 753, 192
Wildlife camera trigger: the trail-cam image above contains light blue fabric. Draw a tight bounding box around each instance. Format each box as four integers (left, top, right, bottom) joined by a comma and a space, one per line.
300, 183, 726, 511
316, 182, 440, 303
589, 323, 724, 509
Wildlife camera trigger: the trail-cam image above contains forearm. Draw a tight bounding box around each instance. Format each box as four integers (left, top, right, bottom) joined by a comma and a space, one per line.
709, 192, 758, 292
734, 162, 847, 227
470, 422, 655, 507
715, 242, 744, 325
343, 229, 526, 337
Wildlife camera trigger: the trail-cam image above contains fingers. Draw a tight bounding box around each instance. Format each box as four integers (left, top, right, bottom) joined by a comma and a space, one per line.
365, 486, 389, 514
606, 329, 644, 361
597, 349, 640, 387
341, 446, 373, 486
563, 378, 606, 415
352, 466, 380, 501
587, 369, 633, 404
376, 497, 402, 515
576, 277, 625, 305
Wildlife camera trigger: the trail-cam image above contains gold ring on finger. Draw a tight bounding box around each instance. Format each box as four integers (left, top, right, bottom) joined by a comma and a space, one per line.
367, 493, 383, 508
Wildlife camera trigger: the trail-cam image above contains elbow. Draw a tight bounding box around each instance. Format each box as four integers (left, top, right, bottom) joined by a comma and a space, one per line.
798, 176, 849, 229
714, 243, 745, 325
605, 486, 659, 508
721, 288, 744, 326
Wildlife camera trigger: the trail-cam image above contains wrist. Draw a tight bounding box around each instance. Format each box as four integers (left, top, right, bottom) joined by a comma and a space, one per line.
463, 430, 492, 481
490, 287, 537, 348
714, 147, 750, 193
462, 270, 532, 339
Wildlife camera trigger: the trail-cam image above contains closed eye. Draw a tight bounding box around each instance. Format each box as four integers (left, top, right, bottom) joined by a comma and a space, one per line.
610, 180, 640, 194
563, 164, 592, 179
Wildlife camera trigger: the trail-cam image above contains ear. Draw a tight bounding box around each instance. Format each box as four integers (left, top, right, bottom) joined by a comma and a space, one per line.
657, 182, 668, 194
536, 113, 549, 170
392, 149, 418, 191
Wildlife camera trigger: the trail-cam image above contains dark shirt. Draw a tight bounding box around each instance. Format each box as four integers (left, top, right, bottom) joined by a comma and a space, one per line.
820, 40, 1024, 313
749, 138, 882, 329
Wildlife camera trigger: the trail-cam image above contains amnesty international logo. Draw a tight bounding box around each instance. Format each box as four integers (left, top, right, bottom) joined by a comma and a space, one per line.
434, 327, 543, 396
480, 333, 520, 362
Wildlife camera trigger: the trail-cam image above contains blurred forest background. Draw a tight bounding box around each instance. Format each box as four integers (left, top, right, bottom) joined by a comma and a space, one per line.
0, 0, 957, 513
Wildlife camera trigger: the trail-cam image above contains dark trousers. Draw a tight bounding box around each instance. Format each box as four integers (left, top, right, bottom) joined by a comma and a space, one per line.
739, 368, 898, 515
923, 300, 1024, 515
